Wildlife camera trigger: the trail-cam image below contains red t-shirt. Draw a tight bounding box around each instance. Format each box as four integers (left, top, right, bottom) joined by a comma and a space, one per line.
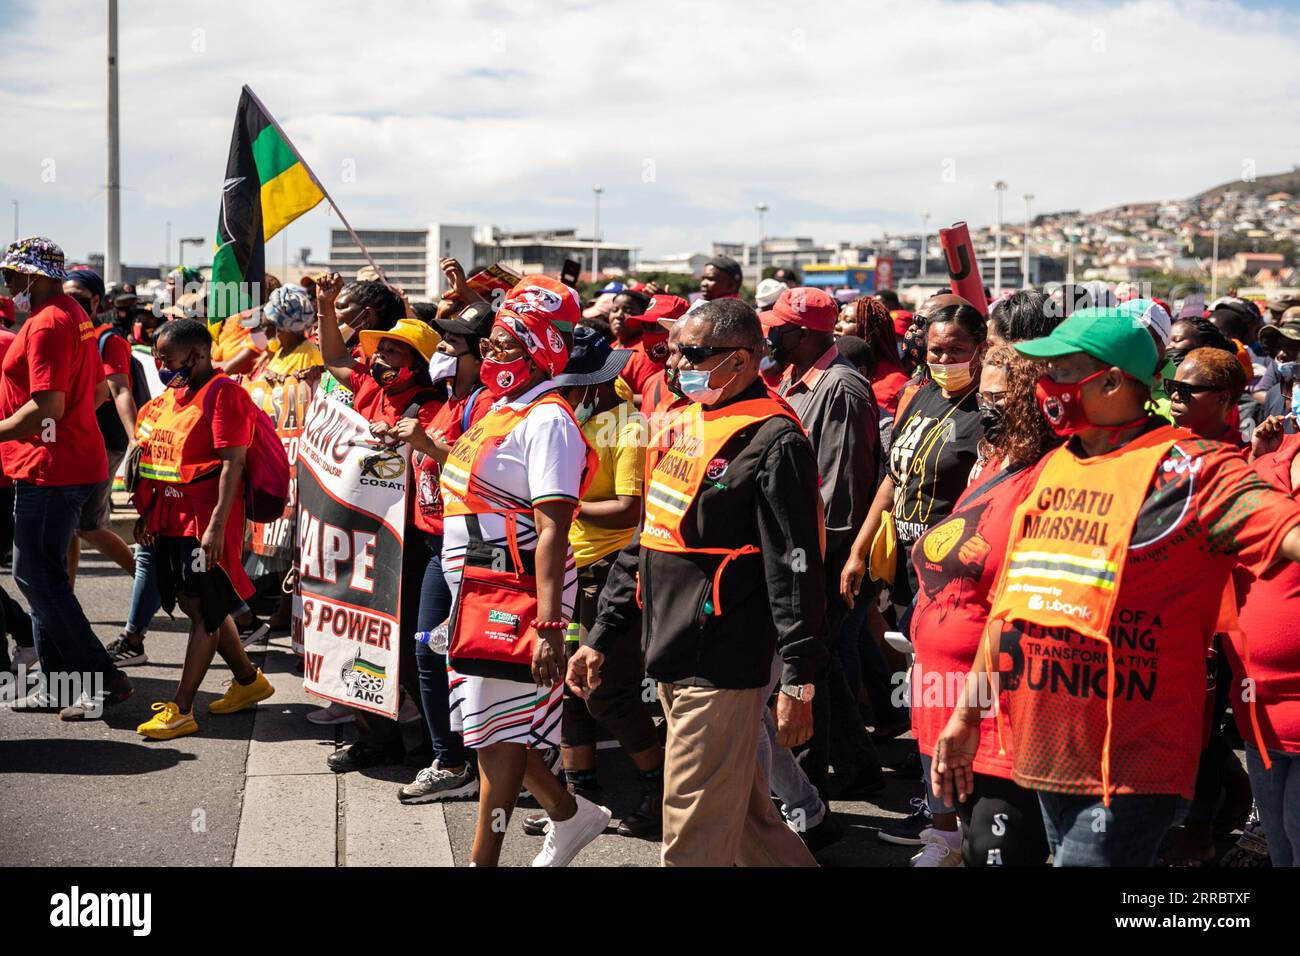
997, 436, 1300, 798
412, 388, 493, 536
350, 363, 441, 431
1226, 433, 1300, 753
910, 464, 1035, 778
618, 332, 670, 397
133, 376, 256, 599
100, 329, 132, 380
871, 363, 911, 417
0, 295, 107, 486
0, 327, 14, 490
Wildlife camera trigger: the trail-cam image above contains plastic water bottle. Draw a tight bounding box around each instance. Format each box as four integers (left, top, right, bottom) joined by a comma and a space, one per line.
416, 621, 451, 654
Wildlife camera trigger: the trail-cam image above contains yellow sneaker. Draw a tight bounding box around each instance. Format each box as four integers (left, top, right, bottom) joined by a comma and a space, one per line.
136, 702, 198, 740
209, 669, 275, 715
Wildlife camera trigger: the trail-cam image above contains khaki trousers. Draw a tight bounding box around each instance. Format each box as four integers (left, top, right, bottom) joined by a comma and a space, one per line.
658, 682, 818, 867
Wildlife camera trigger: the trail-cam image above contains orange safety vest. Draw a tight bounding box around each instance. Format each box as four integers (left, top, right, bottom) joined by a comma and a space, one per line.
985, 424, 1183, 803
441, 393, 596, 564
134, 375, 228, 484
641, 396, 800, 615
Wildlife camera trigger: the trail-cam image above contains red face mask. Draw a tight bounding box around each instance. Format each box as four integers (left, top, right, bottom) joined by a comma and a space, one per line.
480, 356, 530, 396
1035, 369, 1107, 436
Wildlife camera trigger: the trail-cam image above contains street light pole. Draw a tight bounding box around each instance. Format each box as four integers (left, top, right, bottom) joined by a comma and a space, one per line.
106, 0, 122, 285
1022, 194, 1034, 289
920, 212, 930, 277
11, 200, 18, 242
179, 237, 204, 271
992, 181, 1007, 297
592, 185, 603, 281
1211, 221, 1220, 301
755, 203, 768, 284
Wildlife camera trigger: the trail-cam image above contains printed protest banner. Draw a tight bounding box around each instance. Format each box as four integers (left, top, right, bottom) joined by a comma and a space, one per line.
296, 398, 409, 718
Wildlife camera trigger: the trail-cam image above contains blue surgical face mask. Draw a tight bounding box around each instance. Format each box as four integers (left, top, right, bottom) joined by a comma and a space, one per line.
574, 387, 596, 425
1277, 360, 1296, 381
678, 352, 739, 406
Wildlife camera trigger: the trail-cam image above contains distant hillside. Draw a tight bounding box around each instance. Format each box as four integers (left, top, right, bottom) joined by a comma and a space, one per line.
1194, 167, 1300, 202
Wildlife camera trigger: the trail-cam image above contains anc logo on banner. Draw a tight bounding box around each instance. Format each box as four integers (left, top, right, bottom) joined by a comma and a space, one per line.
341, 651, 388, 704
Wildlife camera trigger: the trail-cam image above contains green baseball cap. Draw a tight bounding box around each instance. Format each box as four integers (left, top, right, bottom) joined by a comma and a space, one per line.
1015, 304, 1159, 382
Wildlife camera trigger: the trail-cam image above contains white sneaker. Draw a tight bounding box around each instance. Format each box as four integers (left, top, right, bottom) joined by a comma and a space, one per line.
10, 646, 38, 670
531, 795, 611, 867
306, 701, 355, 726
909, 827, 963, 867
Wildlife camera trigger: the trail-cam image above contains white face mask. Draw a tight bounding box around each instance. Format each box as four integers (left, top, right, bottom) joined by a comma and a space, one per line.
428, 350, 459, 383
10, 277, 32, 314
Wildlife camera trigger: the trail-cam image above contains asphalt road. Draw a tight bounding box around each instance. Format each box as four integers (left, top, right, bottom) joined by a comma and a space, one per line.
0, 550, 920, 868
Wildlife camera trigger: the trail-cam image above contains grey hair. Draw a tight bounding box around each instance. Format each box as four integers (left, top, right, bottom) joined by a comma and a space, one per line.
693, 297, 763, 350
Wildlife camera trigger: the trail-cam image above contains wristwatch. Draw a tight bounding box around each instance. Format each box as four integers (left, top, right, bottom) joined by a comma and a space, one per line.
779, 683, 815, 703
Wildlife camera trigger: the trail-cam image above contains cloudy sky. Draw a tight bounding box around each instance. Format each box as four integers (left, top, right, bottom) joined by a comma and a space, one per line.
2, 0, 1299, 270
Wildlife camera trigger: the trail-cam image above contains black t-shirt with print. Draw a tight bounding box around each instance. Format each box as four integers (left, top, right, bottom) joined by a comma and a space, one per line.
887, 380, 982, 606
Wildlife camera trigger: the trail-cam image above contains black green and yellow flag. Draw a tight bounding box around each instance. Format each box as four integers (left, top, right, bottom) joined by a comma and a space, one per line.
209, 86, 325, 323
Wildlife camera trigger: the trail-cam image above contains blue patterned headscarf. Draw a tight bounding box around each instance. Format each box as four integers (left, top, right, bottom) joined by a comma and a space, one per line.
261, 283, 316, 332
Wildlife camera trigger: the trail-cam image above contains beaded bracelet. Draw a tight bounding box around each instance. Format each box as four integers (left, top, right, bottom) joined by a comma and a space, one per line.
531, 618, 569, 632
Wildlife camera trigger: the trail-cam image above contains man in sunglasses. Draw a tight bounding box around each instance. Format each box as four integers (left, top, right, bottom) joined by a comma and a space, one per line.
571, 297, 827, 866
932, 303, 1300, 866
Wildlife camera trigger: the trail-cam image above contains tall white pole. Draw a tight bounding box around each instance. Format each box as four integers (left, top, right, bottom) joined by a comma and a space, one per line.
919, 212, 930, 277
106, 0, 122, 284
12, 200, 19, 242
592, 185, 603, 281
165, 220, 171, 270
755, 203, 768, 284
1022, 194, 1034, 289
992, 181, 1007, 297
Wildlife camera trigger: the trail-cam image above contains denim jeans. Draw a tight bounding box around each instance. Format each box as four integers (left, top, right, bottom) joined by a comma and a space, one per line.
125, 543, 162, 635
413, 534, 467, 767
1038, 791, 1181, 867
12, 483, 119, 684
759, 654, 826, 829
1246, 745, 1300, 867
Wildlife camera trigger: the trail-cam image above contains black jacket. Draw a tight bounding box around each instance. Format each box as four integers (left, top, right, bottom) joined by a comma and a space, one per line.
587, 380, 827, 689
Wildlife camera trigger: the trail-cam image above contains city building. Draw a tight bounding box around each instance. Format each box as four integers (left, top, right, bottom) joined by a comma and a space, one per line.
328, 225, 637, 299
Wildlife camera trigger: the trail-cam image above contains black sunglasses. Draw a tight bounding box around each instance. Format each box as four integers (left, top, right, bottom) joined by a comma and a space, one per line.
1164, 379, 1220, 401
674, 345, 752, 365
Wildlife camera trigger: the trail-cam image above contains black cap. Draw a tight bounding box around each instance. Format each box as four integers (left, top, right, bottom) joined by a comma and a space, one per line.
433, 299, 494, 338
706, 255, 743, 285
551, 324, 631, 388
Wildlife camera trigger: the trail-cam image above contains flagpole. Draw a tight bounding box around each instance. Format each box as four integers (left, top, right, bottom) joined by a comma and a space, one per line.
241, 86, 390, 286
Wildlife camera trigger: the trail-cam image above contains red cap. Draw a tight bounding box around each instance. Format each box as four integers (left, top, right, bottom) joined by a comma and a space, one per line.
643, 294, 690, 328
759, 287, 838, 333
